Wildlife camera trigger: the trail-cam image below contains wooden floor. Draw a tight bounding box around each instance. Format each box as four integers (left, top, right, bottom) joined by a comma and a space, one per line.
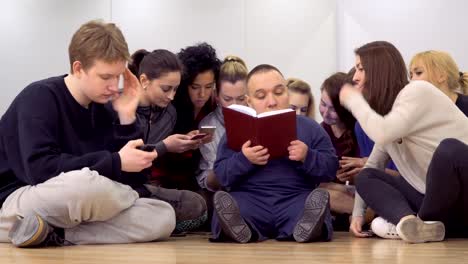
1, 232, 468, 264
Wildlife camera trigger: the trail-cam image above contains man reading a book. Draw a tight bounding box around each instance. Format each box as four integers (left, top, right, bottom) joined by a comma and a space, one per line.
211, 64, 339, 243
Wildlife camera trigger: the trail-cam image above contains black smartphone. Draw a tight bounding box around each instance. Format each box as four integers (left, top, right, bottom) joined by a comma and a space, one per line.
361, 230, 374, 237
137, 144, 156, 152
190, 133, 207, 140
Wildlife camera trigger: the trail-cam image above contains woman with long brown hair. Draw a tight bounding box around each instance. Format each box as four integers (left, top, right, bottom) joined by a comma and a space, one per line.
341, 41, 468, 243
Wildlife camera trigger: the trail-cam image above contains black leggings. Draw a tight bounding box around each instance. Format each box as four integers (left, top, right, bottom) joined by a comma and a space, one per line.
356, 138, 468, 237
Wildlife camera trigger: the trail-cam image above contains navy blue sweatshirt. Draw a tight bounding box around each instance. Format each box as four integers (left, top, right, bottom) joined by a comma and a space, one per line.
455, 93, 468, 117
214, 115, 338, 196
0, 75, 147, 206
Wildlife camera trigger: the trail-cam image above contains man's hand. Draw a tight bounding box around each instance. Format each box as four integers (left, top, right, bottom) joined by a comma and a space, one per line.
112, 68, 142, 124
241, 140, 269, 165
288, 140, 308, 162
119, 139, 158, 172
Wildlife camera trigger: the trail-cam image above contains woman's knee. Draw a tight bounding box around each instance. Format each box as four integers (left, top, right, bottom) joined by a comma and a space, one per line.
354, 168, 377, 188
433, 138, 465, 162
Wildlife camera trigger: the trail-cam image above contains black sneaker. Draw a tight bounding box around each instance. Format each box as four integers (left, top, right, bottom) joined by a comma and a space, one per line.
8, 214, 73, 248
213, 191, 251, 243
145, 184, 208, 233
293, 188, 330, 243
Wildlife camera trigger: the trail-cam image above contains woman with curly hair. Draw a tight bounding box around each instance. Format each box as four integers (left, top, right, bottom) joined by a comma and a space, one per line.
173, 42, 222, 134
153, 43, 221, 194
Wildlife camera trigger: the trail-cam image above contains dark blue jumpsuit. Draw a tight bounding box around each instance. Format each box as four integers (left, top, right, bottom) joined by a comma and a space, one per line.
213, 116, 339, 241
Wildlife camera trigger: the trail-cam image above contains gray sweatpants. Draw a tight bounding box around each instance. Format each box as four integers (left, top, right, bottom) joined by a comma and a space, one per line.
0, 168, 176, 244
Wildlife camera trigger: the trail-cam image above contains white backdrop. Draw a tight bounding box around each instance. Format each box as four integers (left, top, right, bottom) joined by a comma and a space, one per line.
0, 0, 336, 118
0, 0, 111, 114
336, 0, 468, 71
1, 0, 468, 119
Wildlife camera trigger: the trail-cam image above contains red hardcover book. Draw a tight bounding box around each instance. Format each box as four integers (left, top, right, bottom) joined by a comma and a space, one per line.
222, 105, 297, 159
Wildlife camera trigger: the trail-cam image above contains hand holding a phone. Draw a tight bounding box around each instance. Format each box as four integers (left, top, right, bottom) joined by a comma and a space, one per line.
349, 216, 373, 238
185, 128, 215, 146
119, 139, 157, 172
163, 134, 201, 153
337, 156, 367, 183
198, 126, 215, 144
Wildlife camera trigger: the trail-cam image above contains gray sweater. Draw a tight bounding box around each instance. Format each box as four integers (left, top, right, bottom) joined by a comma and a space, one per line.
136, 103, 177, 156
197, 107, 226, 190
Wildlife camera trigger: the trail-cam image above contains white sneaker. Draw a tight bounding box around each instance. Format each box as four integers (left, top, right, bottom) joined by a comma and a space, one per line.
396, 216, 445, 243
371, 217, 400, 239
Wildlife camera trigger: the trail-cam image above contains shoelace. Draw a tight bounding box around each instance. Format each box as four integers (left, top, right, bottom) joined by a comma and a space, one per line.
42, 232, 75, 247
387, 225, 399, 237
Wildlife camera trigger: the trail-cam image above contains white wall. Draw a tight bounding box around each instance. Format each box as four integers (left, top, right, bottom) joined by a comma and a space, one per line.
2, 0, 468, 118
0, 0, 336, 119
0, 0, 111, 114
113, 0, 336, 120
243, 0, 336, 118
337, 0, 468, 72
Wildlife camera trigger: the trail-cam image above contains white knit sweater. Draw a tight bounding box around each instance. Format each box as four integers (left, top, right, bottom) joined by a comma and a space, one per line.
342, 80, 468, 217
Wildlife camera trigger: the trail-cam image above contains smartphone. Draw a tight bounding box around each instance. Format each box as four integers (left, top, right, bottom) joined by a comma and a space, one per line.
118, 74, 124, 92
190, 133, 207, 140
361, 230, 374, 237
200, 126, 216, 135
137, 144, 156, 152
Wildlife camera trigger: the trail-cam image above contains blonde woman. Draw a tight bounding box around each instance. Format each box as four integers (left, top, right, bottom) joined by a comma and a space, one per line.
286, 78, 316, 119
198, 55, 249, 192
409, 50, 468, 115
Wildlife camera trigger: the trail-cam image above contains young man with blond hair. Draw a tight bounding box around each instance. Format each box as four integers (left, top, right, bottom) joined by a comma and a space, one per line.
0, 20, 180, 247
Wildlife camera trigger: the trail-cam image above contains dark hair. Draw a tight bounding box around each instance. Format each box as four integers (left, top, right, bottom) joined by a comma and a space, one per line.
217, 55, 248, 93
173, 42, 221, 133
355, 41, 409, 115
128, 49, 183, 80
246, 64, 283, 87
320, 72, 356, 130
347, 67, 356, 85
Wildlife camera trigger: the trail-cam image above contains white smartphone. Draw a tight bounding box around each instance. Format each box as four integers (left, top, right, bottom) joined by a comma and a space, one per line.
200, 126, 216, 136
118, 74, 124, 93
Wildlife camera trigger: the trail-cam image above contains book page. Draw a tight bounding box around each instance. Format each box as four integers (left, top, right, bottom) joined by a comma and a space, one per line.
227, 104, 257, 117
257, 108, 294, 118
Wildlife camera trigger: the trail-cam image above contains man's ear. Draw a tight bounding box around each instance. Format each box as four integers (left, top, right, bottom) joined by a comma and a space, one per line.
246, 94, 252, 108
71, 61, 84, 77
